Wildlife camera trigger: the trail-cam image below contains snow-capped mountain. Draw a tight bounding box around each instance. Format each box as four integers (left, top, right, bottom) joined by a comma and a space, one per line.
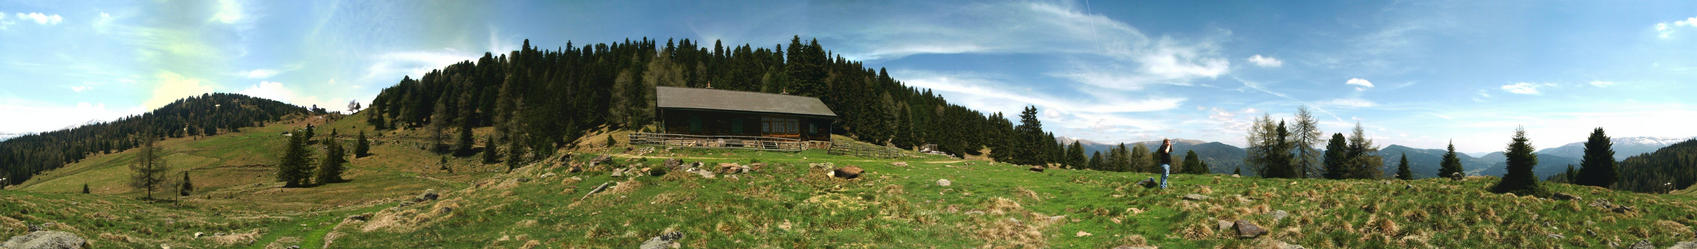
1538, 136, 1696, 161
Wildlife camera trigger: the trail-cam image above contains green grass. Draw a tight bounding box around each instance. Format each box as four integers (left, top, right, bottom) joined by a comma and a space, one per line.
6, 117, 1697, 248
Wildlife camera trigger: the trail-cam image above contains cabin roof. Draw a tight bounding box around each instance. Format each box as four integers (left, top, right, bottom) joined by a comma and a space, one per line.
655, 86, 837, 117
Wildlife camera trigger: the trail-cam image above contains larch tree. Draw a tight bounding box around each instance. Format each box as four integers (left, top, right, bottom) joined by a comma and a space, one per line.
1576, 127, 1618, 188
129, 134, 167, 200
1345, 122, 1383, 179
1291, 106, 1323, 178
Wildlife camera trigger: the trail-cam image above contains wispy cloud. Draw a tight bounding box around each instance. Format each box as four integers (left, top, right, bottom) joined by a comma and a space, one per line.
1321, 98, 1377, 108
15, 12, 63, 25
1656, 16, 1697, 39
1500, 82, 1554, 95
144, 71, 217, 109
1246, 54, 1282, 67
240, 69, 280, 79
1588, 80, 1616, 87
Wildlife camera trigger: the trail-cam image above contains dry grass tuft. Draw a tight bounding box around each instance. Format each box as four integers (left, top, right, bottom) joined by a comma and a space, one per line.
969, 217, 1046, 249
1014, 187, 1042, 201
606, 179, 643, 195
1179, 221, 1216, 240
986, 197, 1024, 215
1654, 220, 1692, 238
207, 229, 262, 246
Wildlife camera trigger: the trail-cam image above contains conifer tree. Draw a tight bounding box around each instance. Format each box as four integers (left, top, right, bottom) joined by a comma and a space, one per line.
277, 131, 314, 188
1130, 143, 1152, 173
505, 133, 524, 172
82, 184, 90, 194
1438, 140, 1464, 179
130, 134, 167, 200
1234, 167, 1241, 175
454, 114, 475, 157
354, 131, 370, 158
1576, 127, 1618, 188
1323, 133, 1350, 179
179, 171, 193, 196
1088, 151, 1103, 171
1182, 150, 1209, 174
1066, 141, 1086, 169
482, 135, 498, 164
1344, 122, 1383, 179
1291, 106, 1323, 178
1564, 164, 1578, 183
316, 133, 347, 184
1396, 153, 1413, 180
1491, 127, 1543, 196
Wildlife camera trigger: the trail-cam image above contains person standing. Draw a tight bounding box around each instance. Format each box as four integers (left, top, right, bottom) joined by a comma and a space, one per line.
1158, 139, 1173, 189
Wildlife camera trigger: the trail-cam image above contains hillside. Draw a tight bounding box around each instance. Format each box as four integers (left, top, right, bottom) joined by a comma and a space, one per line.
6, 128, 1697, 248
1069, 138, 1247, 175
1378, 145, 1497, 179
0, 93, 308, 186
1476, 152, 1583, 179
1617, 139, 1697, 193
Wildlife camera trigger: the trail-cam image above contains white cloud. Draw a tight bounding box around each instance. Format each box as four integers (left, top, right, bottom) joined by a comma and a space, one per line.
361, 49, 478, 82
1345, 78, 1374, 91
17, 12, 63, 25
239, 81, 293, 103
1500, 82, 1554, 95
241, 69, 280, 79
0, 98, 147, 134
70, 85, 91, 93
1656, 17, 1697, 38
1588, 80, 1616, 87
212, 0, 245, 24
895, 69, 1185, 114
143, 71, 217, 109
1246, 54, 1282, 67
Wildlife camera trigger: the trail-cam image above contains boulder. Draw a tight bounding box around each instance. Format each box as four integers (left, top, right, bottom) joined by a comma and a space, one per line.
1668, 241, 1697, 249
1074, 231, 1092, 237
1218, 220, 1236, 231
1234, 220, 1267, 239
639, 232, 683, 249
831, 166, 864, 179
591, 155, 612, 165
689, 168, 716, 179
1449, 172, 1465, 181
664, 159, 683, 169
936, 179, 952, 187
891, 162, 908, 167
1552, 192, 1581, 201
1182, 194, 1211, 201
1628, 239, 1652, 249
415, 191, 439, 202
647, 167, 667, 177
2, 231, 88, 249
1028, 166, 1045, 172
717, 163, 748, 174
748, 162, 766, 172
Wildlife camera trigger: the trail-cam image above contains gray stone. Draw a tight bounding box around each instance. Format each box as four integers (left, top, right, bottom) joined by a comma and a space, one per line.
1234, 220, 1266, 239
2, 231, 88, 249
891, 161, 908, 167
1218, 220, 1235, 231
639, 232, 683, 249
1182, 194, 1211, 201
1552, 192, 1581, 201
1268, 210, 1290, 222
831, 166, 863, 179
1629, 239, 1652, 249
936, 179, 951, 187
1136, 178, 1159, 188
1668, 241, 1697, 249
1273, 241, 1307, 249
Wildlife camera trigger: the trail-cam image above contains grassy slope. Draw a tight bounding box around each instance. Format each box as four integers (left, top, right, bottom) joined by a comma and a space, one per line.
5, 114, 1697, 248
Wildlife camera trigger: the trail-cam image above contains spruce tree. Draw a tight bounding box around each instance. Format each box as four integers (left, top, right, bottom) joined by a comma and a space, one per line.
1396, 153, 1413, 180
1066, 141, 1086, 169
1130, 143, 1152, 173
505, 133, 524, 172
1234, 167, 1242, 175
1323, 133, 1350, 179
1576, 127, 1617, 188
179, 171, 193, 196
354, 131, 370, 158
277, 132, 313, 188
1438, 140, 1464, 179
1088, 151, 1103, 171
454, 117, 475, 157
82, 184, 90, 194
1344, 122, 1383, 179
1491, 127, 1543, 196
1564, 164, 1578, 183
482, 135, 498, 164
316, 135, 347, 184
1182, 150, 1209, 174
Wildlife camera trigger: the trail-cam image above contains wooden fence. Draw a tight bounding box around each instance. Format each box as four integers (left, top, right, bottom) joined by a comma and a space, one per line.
827, 138, 907, 159
627, 132, 806, 152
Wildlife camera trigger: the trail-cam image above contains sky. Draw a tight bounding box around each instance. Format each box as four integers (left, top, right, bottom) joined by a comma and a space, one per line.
1, 0, 1694, 154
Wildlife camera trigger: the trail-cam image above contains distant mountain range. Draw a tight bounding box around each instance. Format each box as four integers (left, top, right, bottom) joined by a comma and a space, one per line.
1060, 136, 1692, 179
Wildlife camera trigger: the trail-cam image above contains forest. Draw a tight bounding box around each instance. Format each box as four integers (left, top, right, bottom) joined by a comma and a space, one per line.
0, 93, 309, 185
363, 36, 1073, 169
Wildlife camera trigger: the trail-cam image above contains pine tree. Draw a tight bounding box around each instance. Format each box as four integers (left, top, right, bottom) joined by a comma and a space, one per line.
277, 131, 314, 188
354, 131, 370, 158
1396, 154, 1413, 180
1234, 167, 1242, 175
1564, 164, 1578, 183
1088, 151, 1103, 171
482, 135, 498, 164
1130, 143, 1152, 173
454, 114, 476, 157
1438, 140, 1464, 179
1491, 127, 1543, 196
129, 134, 167, 200
316, 134, 347, 184
505, 132, 524, 172
179, 171, 193, 196
1323, 133, 1350, 179
1576, 127, 1618, 188
82, 184, 90, 194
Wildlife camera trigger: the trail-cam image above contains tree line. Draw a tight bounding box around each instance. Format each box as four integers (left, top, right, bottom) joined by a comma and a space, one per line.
1, 93, 307, 185
363, 36, 1065, 167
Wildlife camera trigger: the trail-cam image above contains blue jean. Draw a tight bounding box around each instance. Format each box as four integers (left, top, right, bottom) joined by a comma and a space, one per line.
1160, 164, 1171, 189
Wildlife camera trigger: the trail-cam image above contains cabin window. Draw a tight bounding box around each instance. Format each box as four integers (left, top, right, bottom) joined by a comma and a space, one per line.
761, 117, 798, 135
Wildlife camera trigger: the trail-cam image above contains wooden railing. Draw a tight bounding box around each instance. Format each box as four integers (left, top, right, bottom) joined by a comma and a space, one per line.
627, 132, 806, 152
827, 138, 907, 159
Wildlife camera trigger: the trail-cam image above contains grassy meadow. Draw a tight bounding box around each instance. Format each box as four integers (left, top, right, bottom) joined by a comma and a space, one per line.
4, 113, 1697, 248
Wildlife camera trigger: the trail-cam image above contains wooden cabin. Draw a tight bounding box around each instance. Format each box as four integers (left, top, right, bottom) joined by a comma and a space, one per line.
655, 86, 836, 143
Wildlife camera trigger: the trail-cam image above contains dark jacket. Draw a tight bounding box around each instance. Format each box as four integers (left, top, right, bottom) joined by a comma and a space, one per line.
1157, 143, 1173, 165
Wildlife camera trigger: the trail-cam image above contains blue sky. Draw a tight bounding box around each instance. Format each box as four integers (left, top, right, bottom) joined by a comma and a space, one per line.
1, 0, 1694, 153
